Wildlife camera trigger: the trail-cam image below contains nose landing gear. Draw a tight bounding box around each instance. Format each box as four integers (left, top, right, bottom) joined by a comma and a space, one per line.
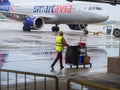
83, 29, 89, 35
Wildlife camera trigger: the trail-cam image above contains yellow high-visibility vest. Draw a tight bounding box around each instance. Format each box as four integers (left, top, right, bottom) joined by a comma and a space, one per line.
56, 36, 64, 52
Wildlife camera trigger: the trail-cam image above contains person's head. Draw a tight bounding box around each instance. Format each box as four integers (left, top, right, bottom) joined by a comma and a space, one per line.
58, 31, 63, 36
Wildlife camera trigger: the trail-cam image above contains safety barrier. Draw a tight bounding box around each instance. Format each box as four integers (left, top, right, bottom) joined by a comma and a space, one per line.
67, 79, 119, 90
0, 69, 58, 90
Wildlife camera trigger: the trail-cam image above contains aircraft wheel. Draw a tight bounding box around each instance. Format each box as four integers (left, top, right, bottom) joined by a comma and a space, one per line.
52, 26, 59, 32
83, 30, 88, 35
55, 27, 59, 32
27, 29, 31, 32
113, 28, 120, 38
23, 27, 31, 32
52, 27, 56, 32
23, 26, 27, 32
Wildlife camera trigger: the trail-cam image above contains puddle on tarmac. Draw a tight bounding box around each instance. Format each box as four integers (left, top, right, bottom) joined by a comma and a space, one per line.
0, 46, 55, 62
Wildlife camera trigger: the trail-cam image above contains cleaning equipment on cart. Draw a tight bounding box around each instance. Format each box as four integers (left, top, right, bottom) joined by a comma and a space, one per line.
83, 55, 90, 64
78, 42, 86, 64
65, 46, 80, 65
79, 55, 84, 64
78, 42, 90, 64
65, 33, 92, 68
78, 42, 86, 46
65, 41, 92, 68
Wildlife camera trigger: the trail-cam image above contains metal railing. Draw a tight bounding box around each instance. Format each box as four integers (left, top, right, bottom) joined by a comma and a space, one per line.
0, 69, 59, 90
1, 69, 119, 90
67, 79, 119, 90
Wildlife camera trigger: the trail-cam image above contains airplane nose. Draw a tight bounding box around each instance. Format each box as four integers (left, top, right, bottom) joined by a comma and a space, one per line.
102, 14, 109, 21
94, 11, 109, 22
89, 11, 109, 23
96, 13, 109, 22
99, 11, 109, 22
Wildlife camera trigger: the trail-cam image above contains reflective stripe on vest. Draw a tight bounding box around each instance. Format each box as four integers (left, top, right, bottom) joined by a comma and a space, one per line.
56, 36, 64, 52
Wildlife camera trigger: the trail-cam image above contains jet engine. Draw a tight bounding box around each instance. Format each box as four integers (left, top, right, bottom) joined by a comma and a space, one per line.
23, 16, 44, 31
68, 24, 88, 34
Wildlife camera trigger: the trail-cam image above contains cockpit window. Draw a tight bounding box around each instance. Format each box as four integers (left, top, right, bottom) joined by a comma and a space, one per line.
96, 7, 102, 10
88, 7, 102, 10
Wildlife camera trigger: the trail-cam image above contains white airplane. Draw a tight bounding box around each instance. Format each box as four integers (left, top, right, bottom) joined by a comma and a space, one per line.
0, 0, 109, 34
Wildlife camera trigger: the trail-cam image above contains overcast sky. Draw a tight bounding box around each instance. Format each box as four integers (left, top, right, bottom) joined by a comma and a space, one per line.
10, 0, 120, 21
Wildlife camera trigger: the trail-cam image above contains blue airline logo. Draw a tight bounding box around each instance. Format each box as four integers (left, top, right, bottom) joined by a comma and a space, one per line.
33, 4, 72, 13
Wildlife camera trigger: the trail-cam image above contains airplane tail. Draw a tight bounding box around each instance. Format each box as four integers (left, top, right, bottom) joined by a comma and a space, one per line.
0, 0, 11, 5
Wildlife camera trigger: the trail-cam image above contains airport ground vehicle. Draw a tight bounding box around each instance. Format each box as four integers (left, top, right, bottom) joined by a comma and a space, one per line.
106, 25, 120, 38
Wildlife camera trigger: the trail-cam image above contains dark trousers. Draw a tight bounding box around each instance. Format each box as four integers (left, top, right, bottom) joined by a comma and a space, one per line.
51, 52, 63, 68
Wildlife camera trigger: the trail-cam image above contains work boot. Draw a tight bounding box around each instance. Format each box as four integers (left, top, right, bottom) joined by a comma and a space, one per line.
51, 66, 54, 72
60, 66, 64, 70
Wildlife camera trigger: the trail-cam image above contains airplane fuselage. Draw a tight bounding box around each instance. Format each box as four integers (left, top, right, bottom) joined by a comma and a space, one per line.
11, 2, 108, 24
0, 1, 109, 32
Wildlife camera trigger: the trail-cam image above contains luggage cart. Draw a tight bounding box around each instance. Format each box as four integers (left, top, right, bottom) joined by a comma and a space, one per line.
65, 42, 92, 68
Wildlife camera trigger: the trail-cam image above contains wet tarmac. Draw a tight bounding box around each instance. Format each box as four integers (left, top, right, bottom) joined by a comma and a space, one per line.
0, 21, 120, 89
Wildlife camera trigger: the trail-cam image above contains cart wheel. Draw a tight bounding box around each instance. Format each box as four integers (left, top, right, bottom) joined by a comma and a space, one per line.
76, 65, 78, 69
90, 63, 92, 68
83, 64, 85, 68
70, 65, 72, 68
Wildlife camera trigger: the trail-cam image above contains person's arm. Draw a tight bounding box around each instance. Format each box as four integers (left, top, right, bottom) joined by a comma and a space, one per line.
62, 37, 69, 47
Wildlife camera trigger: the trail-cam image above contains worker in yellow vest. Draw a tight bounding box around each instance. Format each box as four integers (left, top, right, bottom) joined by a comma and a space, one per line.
51, 31, 69, 71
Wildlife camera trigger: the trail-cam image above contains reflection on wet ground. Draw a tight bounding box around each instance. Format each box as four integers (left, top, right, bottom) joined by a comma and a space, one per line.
0, 22, 120, 87
0, 35, 119, 76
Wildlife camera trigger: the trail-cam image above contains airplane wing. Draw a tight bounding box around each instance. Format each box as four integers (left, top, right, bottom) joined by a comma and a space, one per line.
0, 11, 56, 21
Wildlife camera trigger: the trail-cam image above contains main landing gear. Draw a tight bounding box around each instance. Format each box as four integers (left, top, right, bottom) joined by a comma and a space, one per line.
52, 24, 59, 32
